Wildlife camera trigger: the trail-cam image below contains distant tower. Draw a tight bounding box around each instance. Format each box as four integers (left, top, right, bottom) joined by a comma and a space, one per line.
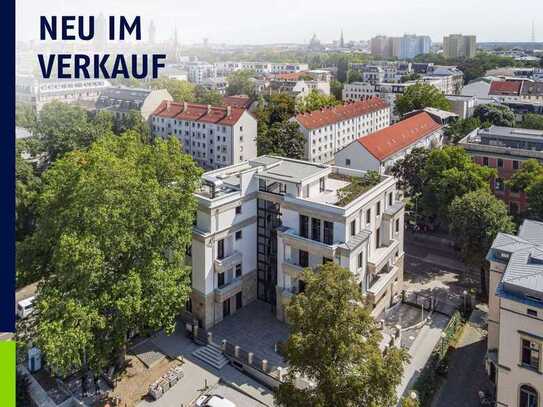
340, 29, 344, 48
532, 20, 536, 42
149, 20, 156, 45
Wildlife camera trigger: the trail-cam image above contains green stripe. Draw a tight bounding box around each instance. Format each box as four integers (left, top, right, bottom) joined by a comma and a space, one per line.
0, 341, 15, 407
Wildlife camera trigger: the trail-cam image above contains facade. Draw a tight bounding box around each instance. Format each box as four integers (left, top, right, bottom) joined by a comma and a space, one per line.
486, 219, 543, 407
458, 126, 543, 215
187, 62, 217, 84
369, 35, 431, 59
335, 112, 443, 174
443, 34, 477, 59
95, 87, 172, 121
214, 62, 309, 76
190, 156, 405, 328
293, 97, 390, 164
16, 75, 110, 111
150, 101, 258, 170
446, 95, 477, 119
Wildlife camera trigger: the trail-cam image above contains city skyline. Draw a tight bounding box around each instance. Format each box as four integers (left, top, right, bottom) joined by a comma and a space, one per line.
16, 0, 541, 45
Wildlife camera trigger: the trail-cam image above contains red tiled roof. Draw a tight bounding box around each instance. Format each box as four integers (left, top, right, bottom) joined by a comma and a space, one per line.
295, 97, 389, 130
489, 81, 522, 96
272, 71, 310, 81
357, 112, 442, 161
222, 95, 252, 109
152, 101, 245, 126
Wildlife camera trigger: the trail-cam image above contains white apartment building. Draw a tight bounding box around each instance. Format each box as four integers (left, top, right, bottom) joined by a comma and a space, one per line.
293, 97, 390, 164
151, 101, 257, 170
343, 83, 412, 122
214, 61, 309, 76
189, 156, 405, 328
96, 87, 172, 121
187, 62, 217, 84
486, 220, 543, 407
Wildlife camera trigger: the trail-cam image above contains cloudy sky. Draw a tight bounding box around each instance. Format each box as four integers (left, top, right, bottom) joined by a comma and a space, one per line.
16, 0, 542, 45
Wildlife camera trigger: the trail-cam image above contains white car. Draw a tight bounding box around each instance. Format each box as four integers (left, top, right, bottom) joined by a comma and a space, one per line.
195, 394, 236, 407
17, 296, 35, 319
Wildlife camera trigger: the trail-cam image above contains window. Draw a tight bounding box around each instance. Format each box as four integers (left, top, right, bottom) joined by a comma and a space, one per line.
376, 201, 381, 216
388, 192, 393, 206
322, 257, 332, 264
521, 338, 541, 371
495, 178, 504, 191
395, 218, 400, 233
218, 272, 225, 288
527, 309, 538, 317
366, 208, 371, 224
345, 158, 351, 166
375, 227, 380, 249
217, 239, 225, 259
323, 221, 334, 245
351, 220, 356, 236
358, 252, 363, 268
519, 385, 538, 407
299, 250, 309, 267
513, 160, 520, 170
300, 215, 309, 238
235, 263, 242, 278
483, 157, 489, 166
497, 158, 504, 168
235, 230, 242, 240
311, 218, 321, 242
235, 205, 242, 215
320, 177, 325, 192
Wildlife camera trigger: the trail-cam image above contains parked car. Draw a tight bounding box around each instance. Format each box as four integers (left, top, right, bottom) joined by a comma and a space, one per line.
17, 296, 35, 319
195, 394, 236, 407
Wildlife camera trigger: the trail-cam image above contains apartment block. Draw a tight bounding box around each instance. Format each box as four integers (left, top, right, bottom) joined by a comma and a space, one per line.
214, 61, 309, 76
443, 34, 477, 59
150, 101, 257, 170
190, 156, 405, 328
486, 220, 543, 407
187, 62, 217, 84
96, 87, 172, 121
369, 35, 431, 59
293, 97, 390, 164
459, 125, 543, 215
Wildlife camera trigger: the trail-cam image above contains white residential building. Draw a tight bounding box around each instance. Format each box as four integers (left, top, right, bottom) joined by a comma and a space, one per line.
95, 87, 172, 121
293, 97, 390, 164
150, 101, 257, 170
187, 62, 217, 84
336, 112, 443, 174
189, 156, 405, 328
486, 220, 543, 407
214, 61, 309, 76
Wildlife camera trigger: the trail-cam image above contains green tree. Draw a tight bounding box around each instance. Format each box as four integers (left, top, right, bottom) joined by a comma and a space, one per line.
16, 140, 41, 243
421, 146, 495, 223
295, 90, 340, 113
149, 77, 196, 102
194, 86, 223, 105
506, 159, 543, 192
473, 104, 515, 127
275, 262, 408, 407
266, 93, 297, 124
34, 101, 114, 164
16, 103, 37, 130
521, 113, 543, 130
390, 147, 430, 197
394, 83, 452, 117
226, 69, 256, 96
346, 69, 362, 83
19, 133, 201, 374
257, 121, 305, 159
114, 110, 151, 142
330, 80, 344, 100
449, 190, 515, 266
444, 117, 481, 144
526, 176, 543, 220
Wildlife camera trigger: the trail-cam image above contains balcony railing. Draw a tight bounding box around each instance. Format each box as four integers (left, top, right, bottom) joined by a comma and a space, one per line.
214, 277, 242, 303
214, 251, 242, 274
366, 266, 399, 302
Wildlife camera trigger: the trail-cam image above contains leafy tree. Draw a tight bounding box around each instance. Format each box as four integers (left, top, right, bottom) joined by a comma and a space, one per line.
16, 140, 41, 243
449, 190, 515, 266
330, 80, 344, 100
521, 113, 543, 130
19, 133, 201, 374
473, 104, 515, 127
506, 159, 543, 192
149, 77, 196, 102
16, 103, 37, 130
226, 69, 256, 96
295, 90, 340, 113
33, 101, 114, 164
421, 146, 495, 223
444, 117, 481, 144
257, 121, 305, 159
336, 56, 349, 82
390, 147, 430, 197
526, 175, 543, 220
16, 371, 31, 407
346, 69, 362, 83
194, 86, 223, 105
394, 83, 452, 117
266, 93, 297, 124
400, 73, 421, 83
275, 262, 408, 407
114, 110, 151, 142
337, 171, 381, 206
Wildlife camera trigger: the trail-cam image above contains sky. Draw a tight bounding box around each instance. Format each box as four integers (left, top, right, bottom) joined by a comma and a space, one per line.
16, 0, 543, 45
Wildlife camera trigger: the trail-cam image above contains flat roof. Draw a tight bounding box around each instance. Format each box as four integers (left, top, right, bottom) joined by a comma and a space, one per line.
258, 157, 329, 184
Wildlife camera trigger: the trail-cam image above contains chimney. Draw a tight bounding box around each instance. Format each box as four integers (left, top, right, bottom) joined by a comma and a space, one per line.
226, 106, 231, 116
207, 104, 212, 114
183, 101, 188, 112
166, 100, 171, 110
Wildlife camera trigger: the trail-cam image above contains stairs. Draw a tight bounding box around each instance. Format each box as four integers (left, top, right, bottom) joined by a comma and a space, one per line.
192, 343, 229, 369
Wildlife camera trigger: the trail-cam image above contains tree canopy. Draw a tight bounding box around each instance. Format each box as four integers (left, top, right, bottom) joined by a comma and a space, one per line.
506, 159, 543, 220
226, 69, 256, 97
275, 262, 408, 407
16, 140, 41, 243
390, 147, 430, 197
521, 113, 543, 130
394, 83, 452, 117
295, 90, 340, 113
257, 121, 305, 159
449, 190, 515, 267
149, 77, 196, 102
444, 117, 481, 144
19, 133, 201, 374
472, 104, 515, 127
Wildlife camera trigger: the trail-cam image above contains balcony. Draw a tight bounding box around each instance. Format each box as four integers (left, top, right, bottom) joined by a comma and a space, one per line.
214, 278, 242, 303
214, 251, 242, 274
279, 286, 298, 305
278, 227, 335, 258
368, 239, 400, 274
282, 261, 306, 278
366, 265, 400, 304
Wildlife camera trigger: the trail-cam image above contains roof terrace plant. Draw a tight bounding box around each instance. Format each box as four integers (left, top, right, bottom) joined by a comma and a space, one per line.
336, 170, 381, 206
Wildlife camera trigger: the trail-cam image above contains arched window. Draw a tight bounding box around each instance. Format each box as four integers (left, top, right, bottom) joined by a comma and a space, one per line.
520, 385, 538, 407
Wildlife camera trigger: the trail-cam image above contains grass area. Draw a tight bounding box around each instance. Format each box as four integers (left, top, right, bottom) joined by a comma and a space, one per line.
335, 171, 381, 206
